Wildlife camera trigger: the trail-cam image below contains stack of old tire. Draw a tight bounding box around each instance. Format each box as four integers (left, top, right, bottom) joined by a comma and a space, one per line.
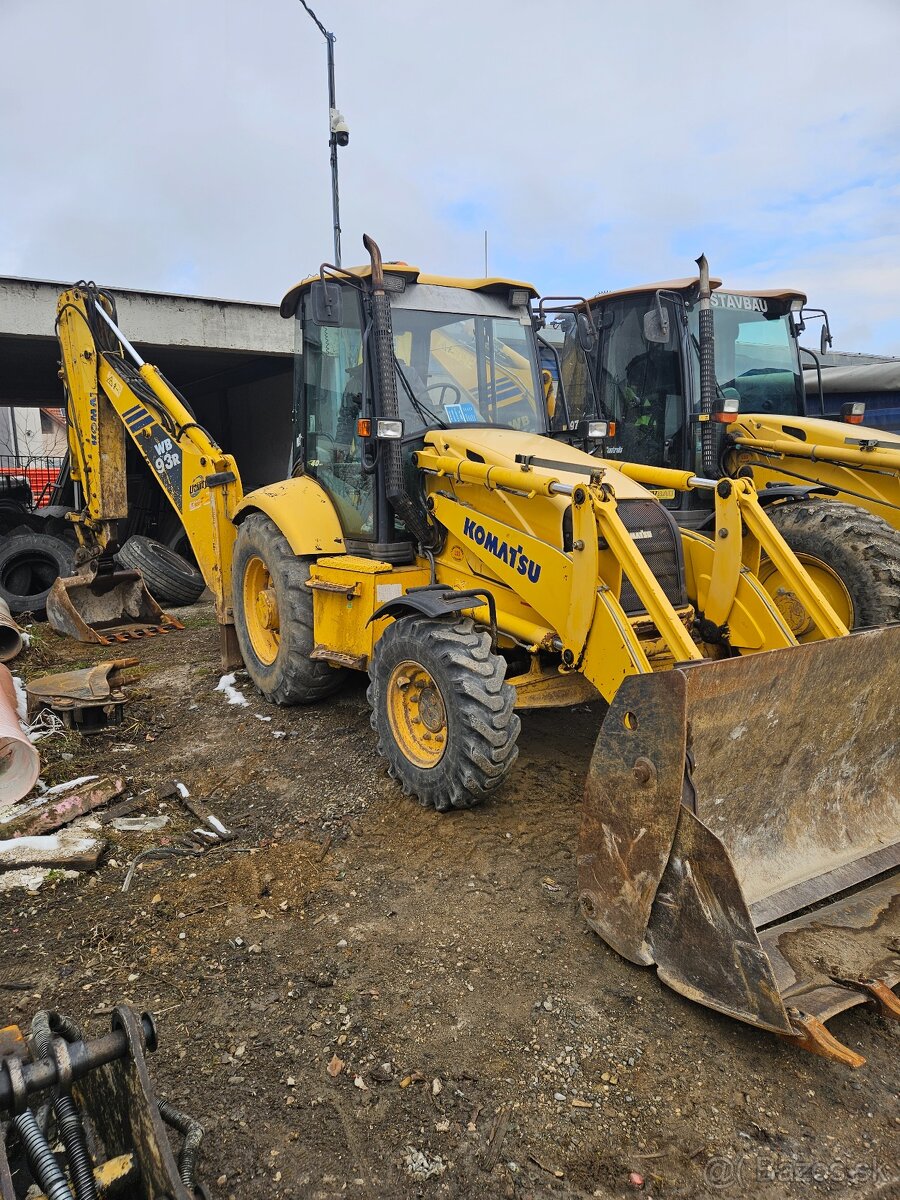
115, 535, 206, 607
0, 529, 205, 619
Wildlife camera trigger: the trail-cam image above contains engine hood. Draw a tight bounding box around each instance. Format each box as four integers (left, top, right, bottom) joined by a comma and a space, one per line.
422, 426, 654, 502
732, 412, 900, 450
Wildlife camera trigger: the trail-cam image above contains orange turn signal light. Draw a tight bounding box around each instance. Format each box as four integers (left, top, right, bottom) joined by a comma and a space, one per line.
357, 418, 372, 437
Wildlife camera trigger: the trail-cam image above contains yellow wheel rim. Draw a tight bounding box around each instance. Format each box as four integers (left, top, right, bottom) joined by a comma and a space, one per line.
243, 554, 280, 665
386, 660, 448, 769
758, 552, 854, 642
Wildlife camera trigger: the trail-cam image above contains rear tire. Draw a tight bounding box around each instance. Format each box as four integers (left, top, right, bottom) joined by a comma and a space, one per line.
0, 533, 75, 617
367, 615, 520, 812
765, 500, 900, 636
116, 535, 206, 606
232, 512, 346, 705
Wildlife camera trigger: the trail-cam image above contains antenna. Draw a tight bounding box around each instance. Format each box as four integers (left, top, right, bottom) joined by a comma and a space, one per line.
484, 230, 489, 276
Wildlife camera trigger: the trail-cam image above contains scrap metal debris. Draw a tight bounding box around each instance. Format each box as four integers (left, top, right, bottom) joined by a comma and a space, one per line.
0, 1005, 208, 1200
26, 658, 140, 734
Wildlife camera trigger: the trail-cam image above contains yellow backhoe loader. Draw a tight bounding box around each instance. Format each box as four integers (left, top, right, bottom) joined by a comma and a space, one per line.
539, 257, 900, 638
49, 242, 898, 1065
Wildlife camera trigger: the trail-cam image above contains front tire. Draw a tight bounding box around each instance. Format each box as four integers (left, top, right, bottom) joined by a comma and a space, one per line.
367, 615, 520, 812
762, 500, 900, 639
232, 513, 346, 704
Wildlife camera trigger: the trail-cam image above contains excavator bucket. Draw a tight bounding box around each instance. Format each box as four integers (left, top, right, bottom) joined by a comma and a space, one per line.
46, 569, 184, 644
578, 625, 899, 1065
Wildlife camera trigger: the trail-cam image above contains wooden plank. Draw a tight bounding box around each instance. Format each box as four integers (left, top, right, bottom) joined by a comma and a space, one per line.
0, 777, 124, 839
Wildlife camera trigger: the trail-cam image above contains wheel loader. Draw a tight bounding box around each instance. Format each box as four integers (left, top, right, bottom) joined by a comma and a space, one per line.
48, 241, 898, 1066
540, 256, 900, 640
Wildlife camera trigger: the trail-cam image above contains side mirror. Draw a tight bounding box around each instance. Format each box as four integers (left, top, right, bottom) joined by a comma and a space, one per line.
820, 323, 833, 355
576, 313, 596, 354
643, 294, 670, 343
310, 280, 343, 327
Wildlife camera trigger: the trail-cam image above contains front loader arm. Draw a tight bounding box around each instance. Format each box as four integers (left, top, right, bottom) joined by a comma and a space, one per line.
56, 286, 242, 631
614, 461, 848, 639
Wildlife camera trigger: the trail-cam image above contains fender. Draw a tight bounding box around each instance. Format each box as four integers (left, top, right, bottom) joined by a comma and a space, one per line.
369, 584, 496, 631
752, 483, 837, 507
233, 476, 345, 557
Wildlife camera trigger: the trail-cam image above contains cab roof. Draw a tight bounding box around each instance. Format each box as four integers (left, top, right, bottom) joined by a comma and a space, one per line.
585, 277, 806, 307
280, 263, 538, 318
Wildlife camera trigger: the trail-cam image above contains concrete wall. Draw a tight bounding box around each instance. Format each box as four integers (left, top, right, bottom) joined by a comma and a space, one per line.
0, 276, 292, 354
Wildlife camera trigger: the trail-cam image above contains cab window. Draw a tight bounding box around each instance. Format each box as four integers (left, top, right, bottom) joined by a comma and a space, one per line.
296, 292, 374, 538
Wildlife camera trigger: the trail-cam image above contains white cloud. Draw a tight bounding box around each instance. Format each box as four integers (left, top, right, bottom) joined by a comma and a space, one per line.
1, 0, 898, 350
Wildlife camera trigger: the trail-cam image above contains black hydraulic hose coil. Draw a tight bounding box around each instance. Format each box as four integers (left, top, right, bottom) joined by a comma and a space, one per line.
14, 1108, 75, 1200
31, 1013, 97, 1200
158, 1098, 204, 1188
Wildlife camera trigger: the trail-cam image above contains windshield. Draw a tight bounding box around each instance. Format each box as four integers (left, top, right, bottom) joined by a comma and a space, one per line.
390, 307, 544, 435
687, 294, 804, 416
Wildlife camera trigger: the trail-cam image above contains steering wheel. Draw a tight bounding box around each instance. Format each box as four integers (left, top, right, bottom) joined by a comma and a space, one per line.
425, 382, 463, 407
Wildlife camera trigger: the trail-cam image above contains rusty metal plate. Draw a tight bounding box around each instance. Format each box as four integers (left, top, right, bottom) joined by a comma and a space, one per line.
650, 808, 792, 1033
578, 670, 689, 965
27, 659, 139, 704
760, 875, 899, 1021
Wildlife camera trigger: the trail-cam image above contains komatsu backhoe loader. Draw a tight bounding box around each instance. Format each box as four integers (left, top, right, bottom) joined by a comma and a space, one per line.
541, 257, 900, 639
50, 240, 898, 1065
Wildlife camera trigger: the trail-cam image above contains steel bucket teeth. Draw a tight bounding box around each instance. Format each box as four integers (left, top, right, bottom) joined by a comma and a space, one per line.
46, 570, 184, 644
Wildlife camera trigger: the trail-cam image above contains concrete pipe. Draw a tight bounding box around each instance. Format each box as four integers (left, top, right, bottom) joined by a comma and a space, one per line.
0, 597, 25, 663
0, 663, 40, 805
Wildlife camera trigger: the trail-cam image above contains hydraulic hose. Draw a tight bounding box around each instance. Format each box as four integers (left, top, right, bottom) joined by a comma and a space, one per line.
31, 1012, 97, 1200
695, 254, 719, 477
158, 1098, 204, 1188
14, 1108, 74, 1200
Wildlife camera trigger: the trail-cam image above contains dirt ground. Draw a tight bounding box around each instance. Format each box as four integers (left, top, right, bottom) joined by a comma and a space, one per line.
2, 604, 897, 1199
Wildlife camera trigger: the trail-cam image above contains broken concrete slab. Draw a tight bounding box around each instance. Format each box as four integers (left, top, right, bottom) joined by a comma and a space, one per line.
0, 829, 105, 872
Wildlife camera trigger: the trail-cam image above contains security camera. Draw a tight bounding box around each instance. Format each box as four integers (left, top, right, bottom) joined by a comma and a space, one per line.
330, 108, 349, 147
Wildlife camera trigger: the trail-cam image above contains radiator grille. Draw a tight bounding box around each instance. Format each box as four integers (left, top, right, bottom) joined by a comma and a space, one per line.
615, 499, 687, 615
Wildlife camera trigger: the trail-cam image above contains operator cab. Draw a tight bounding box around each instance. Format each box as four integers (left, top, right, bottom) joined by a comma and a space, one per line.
545, 278, 812, 525
280, 264, 542, 558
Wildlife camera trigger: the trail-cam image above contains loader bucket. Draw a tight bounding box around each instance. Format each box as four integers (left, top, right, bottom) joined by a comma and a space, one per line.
578, 625, 899, 1065
45, 570, 184, 644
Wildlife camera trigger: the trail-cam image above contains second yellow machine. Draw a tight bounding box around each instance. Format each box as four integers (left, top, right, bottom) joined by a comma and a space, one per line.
50, 238, 898, 1064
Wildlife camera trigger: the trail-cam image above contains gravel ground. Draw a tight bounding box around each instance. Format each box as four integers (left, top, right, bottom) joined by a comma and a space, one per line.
1, 605, 897, 1198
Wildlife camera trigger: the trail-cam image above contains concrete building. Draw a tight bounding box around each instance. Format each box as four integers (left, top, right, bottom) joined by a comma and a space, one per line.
0, 275, 295, 488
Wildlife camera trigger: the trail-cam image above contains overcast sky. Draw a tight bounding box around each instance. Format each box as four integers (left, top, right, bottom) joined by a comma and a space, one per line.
2, 0, 899, 351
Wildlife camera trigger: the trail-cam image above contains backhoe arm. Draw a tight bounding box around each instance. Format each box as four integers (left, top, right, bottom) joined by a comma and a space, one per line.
56, 285, 242, 640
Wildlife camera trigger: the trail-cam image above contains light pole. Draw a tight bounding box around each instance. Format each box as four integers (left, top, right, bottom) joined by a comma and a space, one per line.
299, 1, 347, 267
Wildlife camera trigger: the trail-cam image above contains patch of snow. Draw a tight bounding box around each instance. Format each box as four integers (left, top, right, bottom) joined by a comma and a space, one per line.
175, 782, 190, 799
42, 775, 98, 796
11, 675, 28, 725
215, 673, 249, 707
0, 866, 78, 893
403, 1148, 446, 1181
254, 714, 272, 722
